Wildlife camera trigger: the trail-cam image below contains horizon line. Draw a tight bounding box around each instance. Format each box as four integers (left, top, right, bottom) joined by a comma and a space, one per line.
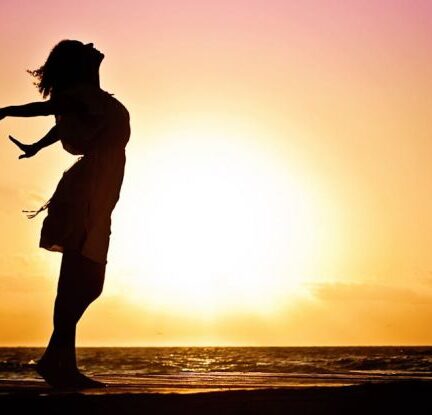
2, 344, 432, 348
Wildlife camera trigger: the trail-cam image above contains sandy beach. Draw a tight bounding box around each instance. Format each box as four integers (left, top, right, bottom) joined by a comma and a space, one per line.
1, 378, 431, 414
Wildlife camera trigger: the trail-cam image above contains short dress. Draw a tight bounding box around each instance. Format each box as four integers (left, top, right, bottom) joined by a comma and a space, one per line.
39, 84, 130, 264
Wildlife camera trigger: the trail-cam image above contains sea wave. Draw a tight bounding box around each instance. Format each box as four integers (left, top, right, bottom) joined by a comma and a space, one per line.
1, 347, 432, 380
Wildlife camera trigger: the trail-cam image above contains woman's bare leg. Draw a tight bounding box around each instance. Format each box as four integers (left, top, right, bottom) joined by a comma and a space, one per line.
37, 250, 105, 387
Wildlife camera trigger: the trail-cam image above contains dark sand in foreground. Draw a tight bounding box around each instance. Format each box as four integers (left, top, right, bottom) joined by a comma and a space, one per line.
1, 379, 431, 414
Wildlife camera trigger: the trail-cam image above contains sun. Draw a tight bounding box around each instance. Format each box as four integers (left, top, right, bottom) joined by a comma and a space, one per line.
108, 119, 335, 317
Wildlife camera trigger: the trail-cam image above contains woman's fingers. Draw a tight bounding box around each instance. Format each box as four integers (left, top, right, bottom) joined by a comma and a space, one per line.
9, 135, 37, 159
8, 135, 24, 149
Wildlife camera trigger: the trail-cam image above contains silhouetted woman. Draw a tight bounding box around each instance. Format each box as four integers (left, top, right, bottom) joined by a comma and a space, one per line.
0, 40, 130, 388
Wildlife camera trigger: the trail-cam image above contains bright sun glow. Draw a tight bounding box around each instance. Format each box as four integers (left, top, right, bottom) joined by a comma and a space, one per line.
109, 118, 337, 318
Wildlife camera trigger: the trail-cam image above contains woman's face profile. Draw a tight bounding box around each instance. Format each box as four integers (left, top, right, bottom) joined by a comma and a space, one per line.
84, 43, 104, 65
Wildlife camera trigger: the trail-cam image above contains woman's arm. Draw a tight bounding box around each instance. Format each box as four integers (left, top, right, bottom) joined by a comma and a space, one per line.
9, 126, 59, 159
0, 101, 55, 118
0, 93, 84, 120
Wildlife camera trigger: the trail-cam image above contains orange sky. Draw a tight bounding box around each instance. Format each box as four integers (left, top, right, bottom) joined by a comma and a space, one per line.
1, 0, 432, 346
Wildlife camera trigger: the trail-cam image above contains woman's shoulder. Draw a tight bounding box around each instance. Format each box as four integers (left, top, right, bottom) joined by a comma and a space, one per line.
53, 83, 99, 99
51, 84, 104, 114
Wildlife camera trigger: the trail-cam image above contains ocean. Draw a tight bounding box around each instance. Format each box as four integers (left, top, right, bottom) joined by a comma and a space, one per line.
2, 347, 432, 389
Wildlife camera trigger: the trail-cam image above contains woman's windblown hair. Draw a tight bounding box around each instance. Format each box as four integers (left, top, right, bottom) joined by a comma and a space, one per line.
28, 40, 91, 99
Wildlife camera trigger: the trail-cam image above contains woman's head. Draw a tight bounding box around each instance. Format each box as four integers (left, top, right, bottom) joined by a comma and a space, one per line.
28, 40, 104, 98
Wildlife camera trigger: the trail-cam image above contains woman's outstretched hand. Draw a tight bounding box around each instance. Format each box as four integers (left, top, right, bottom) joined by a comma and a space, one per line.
9, 136, 40, 159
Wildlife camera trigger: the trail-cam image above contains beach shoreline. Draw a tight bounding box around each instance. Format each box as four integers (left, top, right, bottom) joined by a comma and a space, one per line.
1, 379, 431, 414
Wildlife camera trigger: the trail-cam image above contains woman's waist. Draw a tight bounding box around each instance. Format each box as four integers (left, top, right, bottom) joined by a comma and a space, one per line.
69, 145, 126, 160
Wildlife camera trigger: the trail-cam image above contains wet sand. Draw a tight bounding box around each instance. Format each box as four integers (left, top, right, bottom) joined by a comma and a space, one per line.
1, 379, 431, 414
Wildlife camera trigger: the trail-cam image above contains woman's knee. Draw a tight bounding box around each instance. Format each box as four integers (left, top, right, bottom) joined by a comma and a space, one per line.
53, 295, 81, 328
84, 259, 106, 301
87, 276, 104, 302
56, 251, 105, 310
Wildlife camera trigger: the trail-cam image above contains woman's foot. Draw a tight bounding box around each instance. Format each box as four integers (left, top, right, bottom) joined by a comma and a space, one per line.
35, 358, 66, 387
36, 359, 105, 389
63, 371, 106, 389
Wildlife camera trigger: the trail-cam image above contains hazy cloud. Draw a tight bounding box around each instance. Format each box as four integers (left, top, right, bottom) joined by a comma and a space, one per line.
0, 273, 54, 294
311, 282, 432, 305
